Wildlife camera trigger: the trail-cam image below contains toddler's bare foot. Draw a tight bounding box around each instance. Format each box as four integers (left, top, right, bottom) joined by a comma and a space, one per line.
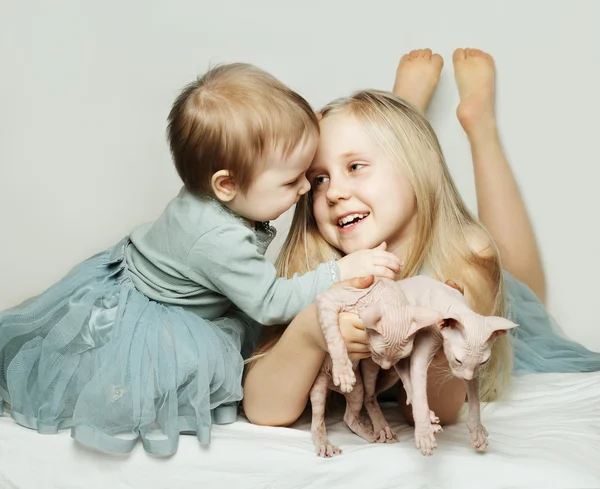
393, 48, 443, 113
453, 48, 497, 137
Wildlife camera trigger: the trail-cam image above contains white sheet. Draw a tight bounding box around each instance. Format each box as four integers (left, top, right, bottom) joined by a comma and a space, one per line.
1, 372, 599, 489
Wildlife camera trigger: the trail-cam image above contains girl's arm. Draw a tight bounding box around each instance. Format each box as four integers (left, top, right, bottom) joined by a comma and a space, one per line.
243, 278, 372, 426
243, 304, 326, 426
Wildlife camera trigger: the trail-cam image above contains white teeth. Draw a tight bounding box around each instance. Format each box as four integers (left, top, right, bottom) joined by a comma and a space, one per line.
338, 213, 368, 227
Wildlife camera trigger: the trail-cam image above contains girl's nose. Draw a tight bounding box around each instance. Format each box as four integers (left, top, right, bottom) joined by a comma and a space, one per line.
326, 178, 350, 205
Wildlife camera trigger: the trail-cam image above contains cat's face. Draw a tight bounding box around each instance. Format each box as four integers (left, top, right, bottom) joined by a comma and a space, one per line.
361, 303, 444, 370
368, 333, 413, 370
440, 312, 518, 379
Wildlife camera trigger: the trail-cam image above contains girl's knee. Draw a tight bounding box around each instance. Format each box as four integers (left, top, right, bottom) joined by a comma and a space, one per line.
397, 353, 466, 426
428, 353, 466, 424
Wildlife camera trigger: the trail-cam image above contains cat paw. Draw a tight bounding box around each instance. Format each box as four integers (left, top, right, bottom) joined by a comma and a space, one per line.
316, 442, 342, 458
414, 423, 438, 456
332, 360, 356, 393
375, 426, 398, 444
468, 423, 489, 452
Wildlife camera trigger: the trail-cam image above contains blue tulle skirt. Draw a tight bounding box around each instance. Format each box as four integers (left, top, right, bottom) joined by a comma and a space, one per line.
0, 239, 260, 456
505, 272, 600, 372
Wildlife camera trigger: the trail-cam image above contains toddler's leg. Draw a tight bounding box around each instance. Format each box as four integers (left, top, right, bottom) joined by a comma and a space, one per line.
392, 48, 443, 113
453, 48, 546, 302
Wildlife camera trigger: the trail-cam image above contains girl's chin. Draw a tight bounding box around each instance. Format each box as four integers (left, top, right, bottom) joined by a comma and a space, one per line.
338, 241, 379, 255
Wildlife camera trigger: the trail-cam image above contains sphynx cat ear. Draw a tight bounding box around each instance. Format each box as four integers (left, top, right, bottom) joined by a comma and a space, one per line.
445, 279, 465, 295
441, 317, 461, 330
360, 303, 382, 332
410, 306, 444, 335
486, 316, 519, 339
439, 311, 465, 331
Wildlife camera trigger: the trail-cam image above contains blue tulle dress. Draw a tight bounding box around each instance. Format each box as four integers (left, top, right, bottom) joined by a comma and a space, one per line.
0, 189, 339, 456
505, 271, 600, 372
0, 240, 254, 455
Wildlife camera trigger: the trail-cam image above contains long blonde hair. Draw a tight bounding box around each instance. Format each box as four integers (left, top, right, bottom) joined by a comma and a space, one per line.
254, 90, 512, 402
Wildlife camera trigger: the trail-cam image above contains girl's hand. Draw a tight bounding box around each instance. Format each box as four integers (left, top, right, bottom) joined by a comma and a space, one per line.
325, 275, 372, 361
339, 312, 370, 361
315, 275, 375, 360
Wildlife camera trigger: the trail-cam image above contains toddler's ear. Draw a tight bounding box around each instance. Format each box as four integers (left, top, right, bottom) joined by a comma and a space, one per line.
211, 170, 237, 202
315, 111, 323, 121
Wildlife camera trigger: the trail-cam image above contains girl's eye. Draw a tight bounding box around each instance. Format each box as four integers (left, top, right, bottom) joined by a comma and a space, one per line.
349, 163, 364, 172
287, 179, 298, 187
313, 175, 329, 186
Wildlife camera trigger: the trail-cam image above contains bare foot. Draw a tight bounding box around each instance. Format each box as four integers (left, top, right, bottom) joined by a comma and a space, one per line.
393, 48, 443, 113
453, 48, 497, 137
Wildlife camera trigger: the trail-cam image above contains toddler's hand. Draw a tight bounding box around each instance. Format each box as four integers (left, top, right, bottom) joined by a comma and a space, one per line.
339, 312, 371, 361
337, 242, 402, 281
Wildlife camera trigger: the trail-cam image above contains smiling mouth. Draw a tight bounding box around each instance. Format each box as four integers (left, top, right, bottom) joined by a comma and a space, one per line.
337, 213, 369, 229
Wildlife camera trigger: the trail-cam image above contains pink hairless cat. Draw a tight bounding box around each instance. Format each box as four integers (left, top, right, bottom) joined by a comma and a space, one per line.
311, 274, 518, 458
310, 277, 443, 457
392, 275, 518, 456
